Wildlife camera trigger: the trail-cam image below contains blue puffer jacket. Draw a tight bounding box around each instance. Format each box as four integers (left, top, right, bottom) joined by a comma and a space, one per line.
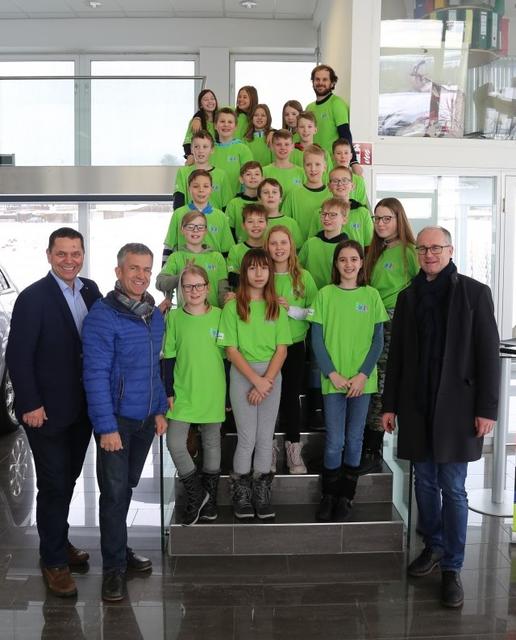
82, 293, 168, 435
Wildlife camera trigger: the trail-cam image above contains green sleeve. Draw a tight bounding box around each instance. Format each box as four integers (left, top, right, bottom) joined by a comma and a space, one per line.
303, 270, 318, 306
161, 252, 180, 275
282, 191, 294, 218
164, 211, 180, 249
276, 307, 293, 345
362, 208, 374, 246
351, 175, 367, 206
407, 245, 419, 278
163, 310, 177, 358
240, 143, 253, 164
215, 253, 229, 279
174, 167, 188, 198
219, 171, 234, 208
332, 96, 349, 126
217, 301, 238, 347
299, 242, 308, 268
307, 288, 323, 324
373, 287, 390, 323
308, 213, 320, 238
183, 120, 194, 145
290, 219, 303, 249
226, 246, 239, 273
225, 199, 237, 228
219, 216, 236, 253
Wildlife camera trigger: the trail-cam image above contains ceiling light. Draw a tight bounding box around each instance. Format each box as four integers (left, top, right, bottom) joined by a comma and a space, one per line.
240, 1, 258, 8
88, 1, 102, 7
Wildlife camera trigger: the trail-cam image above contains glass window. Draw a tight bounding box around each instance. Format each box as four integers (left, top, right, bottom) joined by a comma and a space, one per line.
0, 61, 75, 165
90, 60, 197, 166
379, 1, 515, 140
233, 59, 316, 129
376, 174, 496, 288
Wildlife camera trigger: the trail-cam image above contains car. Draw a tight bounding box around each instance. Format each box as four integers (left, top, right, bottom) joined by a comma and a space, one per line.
0, 265, 19, 434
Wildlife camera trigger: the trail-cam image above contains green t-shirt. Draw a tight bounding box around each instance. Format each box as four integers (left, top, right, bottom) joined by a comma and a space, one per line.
226, 242, 252, 274
245, 135, 273, 167
211, 141, 253, 195
282, 184, 331, 243
164, 204, 235, 254
309, 284, 389, 395
267, 214, 303, 250
274, 270, 318, 343
299, 234, 343, 290
174, 165, 233, 211
370, 243, 419, 310
235, 112, 250, 140
225, 194, 259, 243
262, 164, 304, 200
217, 299, 292, 363
183, 119, 216, 147
351, 174, 368, 207
308, 200, 374, 248
306, 94, 350, 155
160, 249, 228, 307
163, 306, 226, 423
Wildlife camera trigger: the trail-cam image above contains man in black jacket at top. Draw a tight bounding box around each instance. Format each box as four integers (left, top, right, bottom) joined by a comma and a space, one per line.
382, 225, 500, 609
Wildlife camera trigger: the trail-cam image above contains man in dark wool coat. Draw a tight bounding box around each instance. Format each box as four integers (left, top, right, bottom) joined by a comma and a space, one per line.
382, 225, 500, 609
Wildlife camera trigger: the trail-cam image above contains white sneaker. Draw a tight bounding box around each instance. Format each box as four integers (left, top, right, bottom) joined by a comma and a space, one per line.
285, 441, 307, 474
271, 439, 280, 474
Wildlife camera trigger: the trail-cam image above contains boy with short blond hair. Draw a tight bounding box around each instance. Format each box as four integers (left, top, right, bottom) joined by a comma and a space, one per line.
225, 160, 263, 243
211, 108, 253, 195
226, 203, 268, 287
258, 178, 303, 249
262, 129, 304, 200
290, 112, 332, 179
332, 138, 368, 207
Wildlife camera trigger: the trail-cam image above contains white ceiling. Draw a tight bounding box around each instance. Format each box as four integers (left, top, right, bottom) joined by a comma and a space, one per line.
0, 0, 320, 20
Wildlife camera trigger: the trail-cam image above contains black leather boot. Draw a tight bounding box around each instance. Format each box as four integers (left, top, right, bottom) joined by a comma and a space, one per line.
334, 465, 358, 521
200, 471, 220, 521
316, 467, 340, 521
180, 469, 208, 526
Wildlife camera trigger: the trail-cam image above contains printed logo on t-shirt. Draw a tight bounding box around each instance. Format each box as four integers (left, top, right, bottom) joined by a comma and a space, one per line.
351, 223, 361, 230
293, 178, 302, 185
321, 113, 329, 120
209, 328, 218, 339
227, 155, 238, 163
213, 185, 220, 192
209, 224, 219, 234
306, 308, 315, 317
216, 331, 224, 341
383, 262, 394, 271
355, 303, 369, 313
206, 263, 216, 272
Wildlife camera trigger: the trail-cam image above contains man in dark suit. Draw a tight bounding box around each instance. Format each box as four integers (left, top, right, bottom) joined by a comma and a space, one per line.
6, 227, 101, 597
382, 226, 500, 609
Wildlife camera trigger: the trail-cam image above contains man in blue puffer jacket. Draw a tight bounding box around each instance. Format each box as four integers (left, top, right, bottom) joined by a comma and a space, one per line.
82, 243, 168, 603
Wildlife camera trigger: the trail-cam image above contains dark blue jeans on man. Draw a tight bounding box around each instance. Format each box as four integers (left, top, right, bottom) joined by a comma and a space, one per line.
413, 460, 469, 571
96, 416, 155, 573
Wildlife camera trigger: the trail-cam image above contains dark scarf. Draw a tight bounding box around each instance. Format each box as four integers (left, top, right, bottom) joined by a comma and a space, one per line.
113, 280, 155, 324
414, 260, 457, 430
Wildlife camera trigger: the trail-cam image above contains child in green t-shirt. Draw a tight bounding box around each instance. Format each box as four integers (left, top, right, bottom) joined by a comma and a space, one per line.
211, 107, 254, 195
332, 138, 369, 207
157, 210, 229, 307
226, 203, 268, 289
243, 104, 273, 167
235, 85, 259, 140
226, 160, 263, 243
282, 100, 302, 144
262, 129, 304, 200
309, 239, 388, 522
282, 144, 332, 243
217, 249, 292, 520
163, 169, 234, 263
163, 264, 226, 525
290, 111, 332, 180
299, 197, 349, 289
257, 178, 303, 250
174, 130, 233, 211
266, 225, 317, 475
183, 89, 218, 163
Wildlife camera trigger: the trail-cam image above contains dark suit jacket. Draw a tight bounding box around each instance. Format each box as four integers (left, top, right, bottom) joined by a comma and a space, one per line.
382, 272, 500, 463
6, 272, 101, 434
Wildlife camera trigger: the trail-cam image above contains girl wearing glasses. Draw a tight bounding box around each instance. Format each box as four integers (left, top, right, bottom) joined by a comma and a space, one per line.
310, 240, 388, 521
163, 265, 226, 526
360, 198, 418, 472
157, 211, 229, 308
218, 249, 292, 520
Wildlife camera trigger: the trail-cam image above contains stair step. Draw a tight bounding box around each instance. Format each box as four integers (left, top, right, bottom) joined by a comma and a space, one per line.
168, 503, 404, 556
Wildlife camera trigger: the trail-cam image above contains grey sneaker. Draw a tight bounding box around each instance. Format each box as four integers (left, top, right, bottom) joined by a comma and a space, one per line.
407, 547, 443, 577
285, 441, 307, 474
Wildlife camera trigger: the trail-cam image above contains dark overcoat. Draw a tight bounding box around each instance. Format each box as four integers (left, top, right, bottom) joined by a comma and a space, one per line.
382, 271, 500, 463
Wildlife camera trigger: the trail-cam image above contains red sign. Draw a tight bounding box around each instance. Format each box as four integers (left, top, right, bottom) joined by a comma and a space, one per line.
353, 143, 373, 166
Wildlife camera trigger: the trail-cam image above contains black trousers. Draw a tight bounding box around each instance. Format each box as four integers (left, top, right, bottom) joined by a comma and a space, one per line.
279, 340, 306, 443
24, 414, 92, 567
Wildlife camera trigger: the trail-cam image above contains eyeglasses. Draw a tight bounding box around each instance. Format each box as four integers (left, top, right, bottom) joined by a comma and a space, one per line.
320, 210, 340, 219
329, 178, 352, 186
182, 283, 207, 292
415, 245, 451, 255
183, 224, 207, 232
372, 215, 395, 224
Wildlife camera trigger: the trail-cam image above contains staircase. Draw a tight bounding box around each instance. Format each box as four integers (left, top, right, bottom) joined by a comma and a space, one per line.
167, 430, 405, 556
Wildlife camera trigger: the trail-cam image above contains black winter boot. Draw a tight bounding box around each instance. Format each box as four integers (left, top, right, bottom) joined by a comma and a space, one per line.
357, 428, 384, 475
200, 471, 220, 521
230, 473, 254, 519
316, 467, 340, 521
334, 465, 359, 521
252, 472, 275, 520
180, 469, 209, 526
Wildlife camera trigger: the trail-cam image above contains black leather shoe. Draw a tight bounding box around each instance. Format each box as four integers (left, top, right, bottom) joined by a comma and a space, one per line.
126, 548, 152, 572
407, 547, 443, 577
441, 570, 464, 608
102, 570, 126, 602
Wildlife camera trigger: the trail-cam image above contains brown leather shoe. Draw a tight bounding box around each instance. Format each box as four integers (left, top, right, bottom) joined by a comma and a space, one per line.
42, 566, 77, 597
67, 543, 90, 567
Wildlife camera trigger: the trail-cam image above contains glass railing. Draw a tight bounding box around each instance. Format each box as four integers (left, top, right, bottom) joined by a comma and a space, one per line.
0, 75, 204, 166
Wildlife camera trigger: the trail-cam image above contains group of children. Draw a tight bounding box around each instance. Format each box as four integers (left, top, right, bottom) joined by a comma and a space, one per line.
159, 86, 419, 526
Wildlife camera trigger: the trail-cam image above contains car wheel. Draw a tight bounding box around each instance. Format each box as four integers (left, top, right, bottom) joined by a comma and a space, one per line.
0, 370, 19, 434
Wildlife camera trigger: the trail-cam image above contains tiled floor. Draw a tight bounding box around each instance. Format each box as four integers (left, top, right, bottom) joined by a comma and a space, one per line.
1, 429, 516, 639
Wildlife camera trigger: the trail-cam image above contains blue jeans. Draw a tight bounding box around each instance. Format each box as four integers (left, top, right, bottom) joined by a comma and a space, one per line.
413, 460, 469, 571
96, 416, 156, 573
323, 393, 370, 469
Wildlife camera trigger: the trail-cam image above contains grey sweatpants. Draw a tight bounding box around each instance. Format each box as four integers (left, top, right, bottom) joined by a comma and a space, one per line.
166, 420, 221, 478
230, 362, 282, 475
